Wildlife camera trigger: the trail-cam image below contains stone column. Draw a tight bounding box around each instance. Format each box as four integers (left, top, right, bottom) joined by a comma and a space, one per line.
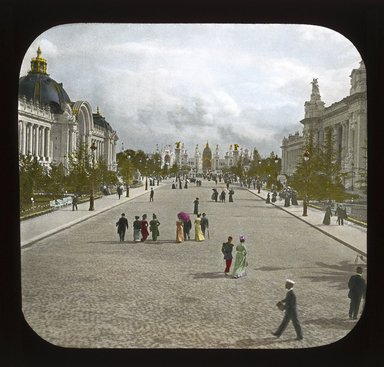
45, 127, 50, 159
28, 124, 33, 155
34, 125, 39, 158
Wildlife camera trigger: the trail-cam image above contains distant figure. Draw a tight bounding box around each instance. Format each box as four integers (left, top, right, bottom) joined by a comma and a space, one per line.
272, 279, 303, 340
212, 188, 218, 202
133, 216, 141, 242
116, 213, 129, 242
200, 213, 209, 237
172, 182, 176, 189
336, 204, 347, 225
266, 193, 271, 204
149, 213, 160, 241
257, 181, 261, 194
149, 188, 154, 202
140, 214, 149, 242
221, 236, 234, 275
72, 194, 78, 211
323, 203, 332, 225
184, 181, 188, 189
220, 190, 226, 203
231, 235, 248, 278
284, 190, 291, 207
272, 191, 277, 203
348, 266, 366, 320
193, 198, 199, 215
117, 185, 123, 199
194, 214, 205, 242
229, 188, 234, 202
176, 216, 184, 243
291, 190, 298, 205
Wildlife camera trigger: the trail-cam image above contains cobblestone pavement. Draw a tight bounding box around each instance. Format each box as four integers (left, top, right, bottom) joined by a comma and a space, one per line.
21, 180, 366, 349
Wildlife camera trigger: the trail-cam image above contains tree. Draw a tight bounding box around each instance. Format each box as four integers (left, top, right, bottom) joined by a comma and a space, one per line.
317, 128, 346, 201
19, 153, 46, 207
66, 143, 92, 194
290, 128, 347, 202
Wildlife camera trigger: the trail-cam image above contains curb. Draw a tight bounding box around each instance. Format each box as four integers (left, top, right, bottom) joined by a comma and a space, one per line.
247, 189, 366, 257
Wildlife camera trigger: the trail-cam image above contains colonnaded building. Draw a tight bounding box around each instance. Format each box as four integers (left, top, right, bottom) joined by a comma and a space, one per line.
280, 61, 367, 191
158, 142, 252, 175
18, 47, 119, 171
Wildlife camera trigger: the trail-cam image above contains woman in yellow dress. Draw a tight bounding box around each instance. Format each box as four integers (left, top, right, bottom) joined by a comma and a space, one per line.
194, 213, 205, 242
176, 216, 184, 243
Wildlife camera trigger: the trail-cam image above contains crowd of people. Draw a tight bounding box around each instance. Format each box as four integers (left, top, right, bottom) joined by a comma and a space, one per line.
116, 213, 161, 243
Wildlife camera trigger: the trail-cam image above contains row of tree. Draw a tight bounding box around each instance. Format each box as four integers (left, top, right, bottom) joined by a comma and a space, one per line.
19, 144, 119, 209
289, 129, 366, 202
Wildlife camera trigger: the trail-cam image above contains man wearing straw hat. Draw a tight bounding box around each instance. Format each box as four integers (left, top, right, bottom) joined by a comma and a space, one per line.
272, 279, 303, 340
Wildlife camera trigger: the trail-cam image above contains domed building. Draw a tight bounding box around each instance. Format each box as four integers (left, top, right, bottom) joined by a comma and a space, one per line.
202, 142, 212, 172
18, 47, 118, 171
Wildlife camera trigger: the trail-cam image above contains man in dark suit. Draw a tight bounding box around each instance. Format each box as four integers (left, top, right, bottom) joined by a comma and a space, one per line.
348, 266, 366, 319
116, 213, 129, 242
272, 279, 303, 340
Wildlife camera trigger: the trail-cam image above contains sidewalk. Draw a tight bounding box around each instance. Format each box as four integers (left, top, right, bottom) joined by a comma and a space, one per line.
20, 183, 160, 248
247, 187, 367, 257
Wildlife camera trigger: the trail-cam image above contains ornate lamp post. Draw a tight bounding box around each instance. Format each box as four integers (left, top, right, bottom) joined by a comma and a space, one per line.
126, 155, 131, 197
145, 157, 149, 190
89, 141, 97, 211
302, 150, 310, 217
274, 154, 279, 188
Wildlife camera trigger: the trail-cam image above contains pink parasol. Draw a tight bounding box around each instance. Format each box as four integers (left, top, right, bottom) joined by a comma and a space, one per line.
177, 211, 190, 222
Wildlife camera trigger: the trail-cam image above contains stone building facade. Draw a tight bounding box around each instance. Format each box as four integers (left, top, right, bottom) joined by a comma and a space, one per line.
18, 47, 119, 172
281, 61, 367, 190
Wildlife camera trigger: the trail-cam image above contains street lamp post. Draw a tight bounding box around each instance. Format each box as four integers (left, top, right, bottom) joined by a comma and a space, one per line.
126, 155, 131, 197
351, 162, 355, 191
274, 154, 279, 188
89, 142, 97, 211
145, 157, 149, 190
302, 150, 310, 216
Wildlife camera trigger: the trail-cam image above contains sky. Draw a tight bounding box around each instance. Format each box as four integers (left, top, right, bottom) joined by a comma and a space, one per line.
19, 23, 362, 158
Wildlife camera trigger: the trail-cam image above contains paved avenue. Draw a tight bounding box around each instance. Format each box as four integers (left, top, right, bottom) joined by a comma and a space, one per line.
21, 180, 366, 349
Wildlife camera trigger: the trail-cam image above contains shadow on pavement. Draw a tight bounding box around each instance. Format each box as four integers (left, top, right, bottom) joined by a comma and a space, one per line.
192, 271, 226, 279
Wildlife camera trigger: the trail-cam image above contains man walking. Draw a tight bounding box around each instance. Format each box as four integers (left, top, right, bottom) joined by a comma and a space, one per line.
116, 213, 129, 242
348, 266, 366, 319
272, 279, 303, 340
221, 236, 234, 275
72, 194, 78, 211
200, 213, 209, 237
150, 188, 154, 202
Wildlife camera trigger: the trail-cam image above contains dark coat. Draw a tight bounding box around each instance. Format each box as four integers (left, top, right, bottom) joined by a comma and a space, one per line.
116, 217, 128, 233
200, 216, 209, 231
281, 289, 298, 316
221, 241, 234, 260
193, 200, 199, 214
348, 274, 366, 300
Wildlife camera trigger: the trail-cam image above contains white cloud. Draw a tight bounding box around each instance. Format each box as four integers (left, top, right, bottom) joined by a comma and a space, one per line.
19, 24, 362, 156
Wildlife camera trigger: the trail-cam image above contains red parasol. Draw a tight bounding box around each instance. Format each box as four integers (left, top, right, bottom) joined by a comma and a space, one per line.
177, 211, 190, 222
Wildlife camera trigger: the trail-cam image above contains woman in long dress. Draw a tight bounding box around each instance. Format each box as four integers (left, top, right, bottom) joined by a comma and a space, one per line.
140, 214, 149, 241
149, 213, 160, 241
176, 217, 184, 243
232, 235, 248, 278
194, 214, 205, 242
323, 203, 332, 225
133, 216, 141, 242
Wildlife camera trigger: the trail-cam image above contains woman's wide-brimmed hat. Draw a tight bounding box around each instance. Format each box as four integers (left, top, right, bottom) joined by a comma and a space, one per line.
239, 235, 246, 241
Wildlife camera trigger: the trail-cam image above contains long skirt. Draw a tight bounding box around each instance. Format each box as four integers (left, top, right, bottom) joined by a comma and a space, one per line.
134, 228, 141, 242
232, 253, 247, 278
